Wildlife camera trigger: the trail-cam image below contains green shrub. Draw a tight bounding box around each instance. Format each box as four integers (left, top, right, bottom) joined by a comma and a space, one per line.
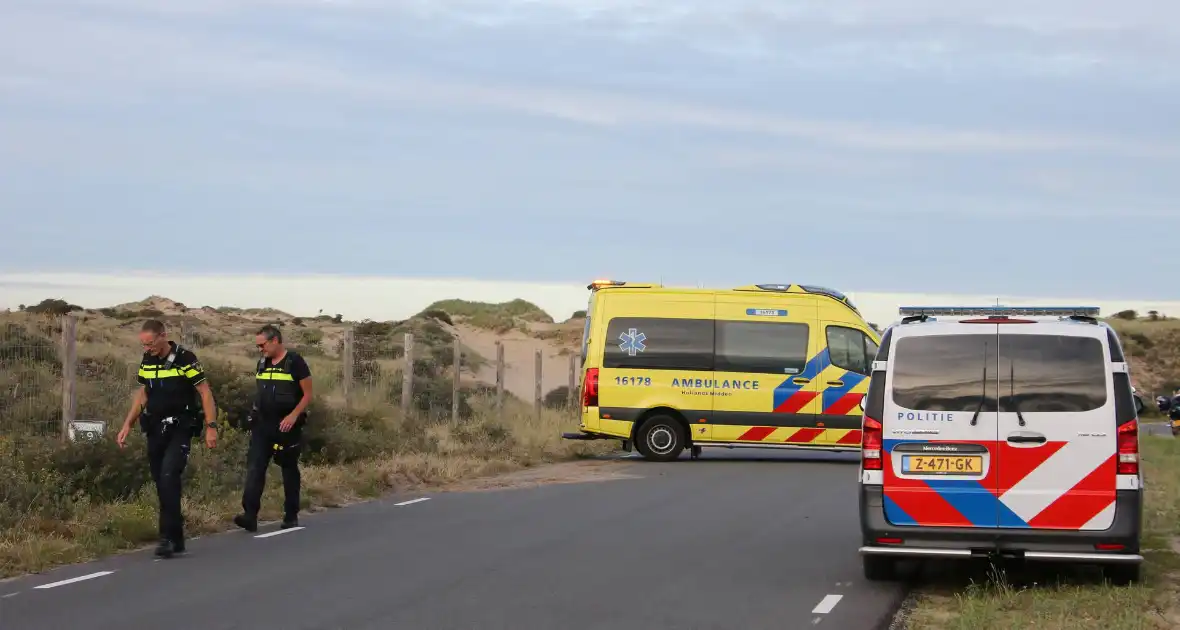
419, 309, 454, 326
544, 386, 573, 408
299, 328, 324, 346
25, 299, 80, 316
0, 324, 59, 371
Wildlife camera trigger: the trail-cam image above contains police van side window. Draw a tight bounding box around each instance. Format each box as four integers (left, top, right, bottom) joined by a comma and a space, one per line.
891, 335, 998, 412
826, 326, 871, 375
602, 317, 713, 371
999, 334, 1107, 413
715, 321, 809, 375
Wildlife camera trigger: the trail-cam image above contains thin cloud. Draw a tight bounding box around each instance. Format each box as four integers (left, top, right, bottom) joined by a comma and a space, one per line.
1, 10, 1170, 158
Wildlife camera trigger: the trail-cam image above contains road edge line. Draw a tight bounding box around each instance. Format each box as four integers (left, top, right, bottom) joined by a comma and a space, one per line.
33, 571, 115, 590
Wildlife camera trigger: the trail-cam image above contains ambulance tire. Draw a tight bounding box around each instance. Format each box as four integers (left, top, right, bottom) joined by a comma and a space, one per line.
635, 415, 687, 462
862, 555, 896, 582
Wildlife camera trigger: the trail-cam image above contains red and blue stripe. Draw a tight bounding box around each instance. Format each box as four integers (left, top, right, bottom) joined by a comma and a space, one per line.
773, 348, 828, 413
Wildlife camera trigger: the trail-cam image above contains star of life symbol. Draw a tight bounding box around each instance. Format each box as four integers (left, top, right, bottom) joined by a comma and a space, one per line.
618, 328, 647, 356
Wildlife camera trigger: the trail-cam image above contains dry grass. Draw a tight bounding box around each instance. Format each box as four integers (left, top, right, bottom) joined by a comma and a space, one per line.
902, 436, 1180, 630
0, 303, 612, 579
1108, 317, 1180, 398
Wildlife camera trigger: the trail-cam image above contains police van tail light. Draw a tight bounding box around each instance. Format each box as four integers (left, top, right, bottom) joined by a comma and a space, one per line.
1117, 419, 1139, 475
582, 368, 599, 407
862, 416, 883, 470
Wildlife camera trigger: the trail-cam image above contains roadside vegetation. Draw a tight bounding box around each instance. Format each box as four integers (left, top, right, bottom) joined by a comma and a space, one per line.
0, 297, 608, 578
900, 313, 1180, 629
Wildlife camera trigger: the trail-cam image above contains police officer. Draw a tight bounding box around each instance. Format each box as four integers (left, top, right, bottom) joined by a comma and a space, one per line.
117, 319, 219, 558
234, 324, 313, 532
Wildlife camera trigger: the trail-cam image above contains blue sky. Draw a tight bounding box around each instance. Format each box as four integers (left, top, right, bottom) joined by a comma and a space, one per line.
2, 0, 1177, 300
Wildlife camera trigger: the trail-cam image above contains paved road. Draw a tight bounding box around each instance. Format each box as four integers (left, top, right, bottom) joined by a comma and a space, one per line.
1143, 421, 1175, 438
0, 450, 904, 630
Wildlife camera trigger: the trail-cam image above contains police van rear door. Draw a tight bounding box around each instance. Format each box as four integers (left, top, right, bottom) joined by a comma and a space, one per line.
995, 324, 1118, 531
882, 321, 1000, 529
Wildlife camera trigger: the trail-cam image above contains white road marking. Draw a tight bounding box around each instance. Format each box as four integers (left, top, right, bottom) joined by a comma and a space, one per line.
394, 497, 431, 506
811, 594, 843, 615
2, 592, 20, 598
255, 527, 305, 538
34, 571, 115, 590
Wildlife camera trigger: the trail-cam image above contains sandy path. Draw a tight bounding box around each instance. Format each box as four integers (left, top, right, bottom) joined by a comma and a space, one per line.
453, 324, 581, 402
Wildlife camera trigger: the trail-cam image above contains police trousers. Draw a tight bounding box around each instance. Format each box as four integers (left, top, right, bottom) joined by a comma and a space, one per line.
241, 415, 303, 519
145, 420, 194, 543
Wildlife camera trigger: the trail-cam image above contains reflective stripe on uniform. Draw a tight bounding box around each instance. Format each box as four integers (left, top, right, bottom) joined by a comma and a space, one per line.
257, 371, 295, 381
139, 368, 183, 378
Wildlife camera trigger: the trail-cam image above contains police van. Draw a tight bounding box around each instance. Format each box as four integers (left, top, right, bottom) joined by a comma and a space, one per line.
857, 306, 1145, 584
562, 280, 881, 461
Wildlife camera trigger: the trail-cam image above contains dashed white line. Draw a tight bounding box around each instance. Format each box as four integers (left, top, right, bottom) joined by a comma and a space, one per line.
394, 497, 431, 506
33, 571, 115, 590
255, 527, 305, 538
811, 594, 843, 615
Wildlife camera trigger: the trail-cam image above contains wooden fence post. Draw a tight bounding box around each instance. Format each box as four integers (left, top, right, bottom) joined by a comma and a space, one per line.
495, 341, 504, 414
61, 314, 77, 443
452, 338, 461, 423
401, 332, 414, 417
534, 349, 543, 419
341, 329, 354, 407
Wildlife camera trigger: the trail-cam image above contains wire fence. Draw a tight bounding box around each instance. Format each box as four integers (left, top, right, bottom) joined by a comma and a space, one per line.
0, 313, 583, 441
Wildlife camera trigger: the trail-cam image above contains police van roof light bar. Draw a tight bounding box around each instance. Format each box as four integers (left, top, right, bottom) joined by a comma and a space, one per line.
898, 305, 1101, 318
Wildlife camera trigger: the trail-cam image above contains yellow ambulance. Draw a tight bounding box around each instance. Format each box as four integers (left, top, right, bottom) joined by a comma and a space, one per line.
562, 281, 882, 461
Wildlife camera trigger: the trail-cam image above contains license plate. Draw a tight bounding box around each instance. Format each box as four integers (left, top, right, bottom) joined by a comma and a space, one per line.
902, 455, 982, 475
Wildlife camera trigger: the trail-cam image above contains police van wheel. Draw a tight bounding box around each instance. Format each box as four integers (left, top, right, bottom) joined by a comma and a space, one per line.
1102, 562, 1141, 586
862, 555, 896, 582
635, 415, 686, 462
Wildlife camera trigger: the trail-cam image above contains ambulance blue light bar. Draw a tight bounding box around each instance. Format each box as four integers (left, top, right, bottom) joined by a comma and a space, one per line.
898, 305, 1101, 318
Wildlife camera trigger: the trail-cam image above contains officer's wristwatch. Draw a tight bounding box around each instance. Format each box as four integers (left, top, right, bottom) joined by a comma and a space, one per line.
206, 422, 219, 429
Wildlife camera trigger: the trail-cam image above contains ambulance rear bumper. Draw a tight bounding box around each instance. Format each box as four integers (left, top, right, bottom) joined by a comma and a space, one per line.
858, 486, 1143, 563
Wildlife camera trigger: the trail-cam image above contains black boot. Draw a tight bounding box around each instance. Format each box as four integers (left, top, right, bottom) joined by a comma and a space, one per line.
281, 514, 299, 529
233, 513, 258, 532
154, 539, 176, 558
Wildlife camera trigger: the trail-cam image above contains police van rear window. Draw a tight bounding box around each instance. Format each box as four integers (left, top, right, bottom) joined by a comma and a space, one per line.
891, 335, 998, 412
998, 334, 1107, 413
891, 333, 1107, 413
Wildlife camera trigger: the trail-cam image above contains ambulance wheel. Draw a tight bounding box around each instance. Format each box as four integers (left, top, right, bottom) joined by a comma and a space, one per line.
635, 415, 686, 462
862, 555, 896, 582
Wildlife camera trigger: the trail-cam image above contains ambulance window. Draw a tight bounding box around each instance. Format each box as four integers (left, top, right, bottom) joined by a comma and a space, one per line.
827, 326, 872, 375
999, 334, 1107, 413
891, 335, 998, 412
715, 321, 809, 375
580, 315, 591, 365
863, 335, 880, 368
602, 317, 713, 371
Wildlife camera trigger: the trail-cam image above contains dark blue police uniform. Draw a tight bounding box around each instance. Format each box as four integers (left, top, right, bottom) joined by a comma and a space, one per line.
137, 341, 207, 554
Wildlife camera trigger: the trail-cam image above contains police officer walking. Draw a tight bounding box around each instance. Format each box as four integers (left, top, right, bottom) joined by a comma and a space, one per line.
117, 319, 219, 558
234, 324, 313, 532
